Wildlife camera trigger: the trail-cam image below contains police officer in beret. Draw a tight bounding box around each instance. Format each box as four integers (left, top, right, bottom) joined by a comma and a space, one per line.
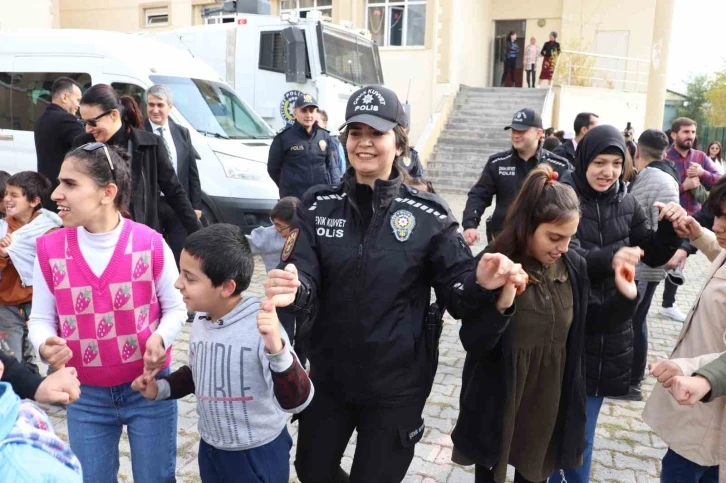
267, 93, 342, 199
264, 85, 528, 482
462, 108, 573, 245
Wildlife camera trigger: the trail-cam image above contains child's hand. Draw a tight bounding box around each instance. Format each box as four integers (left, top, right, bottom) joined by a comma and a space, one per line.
674, 216, 704, 240
257, 299, 284, 354
131, 374, 159, 401
613, 262, 637, 300
0, 233, 13, 248
143, 334, 166, 378
649, 360, 684, 388
495, 269, 528, 313
668, 375, 712, 405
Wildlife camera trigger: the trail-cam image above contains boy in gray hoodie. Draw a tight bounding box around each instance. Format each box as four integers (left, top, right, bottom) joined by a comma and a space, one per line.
132, 223, 313, 483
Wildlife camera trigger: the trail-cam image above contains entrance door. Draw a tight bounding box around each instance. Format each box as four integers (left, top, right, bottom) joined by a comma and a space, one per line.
493, 20, 526, 88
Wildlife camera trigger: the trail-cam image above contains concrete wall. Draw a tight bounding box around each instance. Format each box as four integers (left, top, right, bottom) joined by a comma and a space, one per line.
553, 85, 646, 134
1, 0, 59, 30
59, 0, 199, 31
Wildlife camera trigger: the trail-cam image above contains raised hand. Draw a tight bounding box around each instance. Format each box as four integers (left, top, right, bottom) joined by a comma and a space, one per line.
674, 217, 704, 240
264, 264, 300, 308
39, 336, 73, 370
476, 253, 520, 290
613, 262, 637, 300
257, 299, 284, 354
649, 360, 684, 389
654, 202, 687, 224
612, 247, 643, 270
463, 229, 481, 246
495, 268, 529, 313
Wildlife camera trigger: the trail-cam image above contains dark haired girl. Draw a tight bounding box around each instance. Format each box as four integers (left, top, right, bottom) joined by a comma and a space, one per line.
74, 84, 200, 236
501, 31, 520, 87
707, 141, 724, 174
451, 165, 637, 483
29, 144, 187, 483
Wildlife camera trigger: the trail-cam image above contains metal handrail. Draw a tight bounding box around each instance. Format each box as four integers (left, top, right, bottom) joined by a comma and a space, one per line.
555, 49, 650, 93
560, 49, 649, 63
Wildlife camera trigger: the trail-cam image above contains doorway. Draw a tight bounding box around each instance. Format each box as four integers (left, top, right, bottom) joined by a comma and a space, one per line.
493, 20, 526, 88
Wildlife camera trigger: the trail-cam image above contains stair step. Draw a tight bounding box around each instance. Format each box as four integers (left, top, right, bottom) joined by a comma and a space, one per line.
426, 167, 483, 182
427, 159, 487, 171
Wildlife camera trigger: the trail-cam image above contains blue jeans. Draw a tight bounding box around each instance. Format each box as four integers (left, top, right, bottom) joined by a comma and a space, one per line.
198, 426, 292, 483
549, 396, 604, 482
660, 448, 718, 483
67, 368, 178, 483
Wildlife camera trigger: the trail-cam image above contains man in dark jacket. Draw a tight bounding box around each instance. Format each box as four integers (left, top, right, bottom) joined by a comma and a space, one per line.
462, 108, 572, 245
553, 112, 599, 165
34, 77, 84, 212
144, 84, 203, 263
267, 94, 341, 199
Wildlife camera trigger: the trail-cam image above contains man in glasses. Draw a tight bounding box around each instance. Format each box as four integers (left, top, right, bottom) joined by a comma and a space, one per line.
34, 77, 84, 212
143, 84, 202, 265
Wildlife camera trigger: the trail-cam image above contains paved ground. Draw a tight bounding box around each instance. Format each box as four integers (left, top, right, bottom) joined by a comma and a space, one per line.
36, 192, 708, 482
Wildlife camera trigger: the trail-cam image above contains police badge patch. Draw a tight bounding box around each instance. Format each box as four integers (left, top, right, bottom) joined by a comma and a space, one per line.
281, 228, 300, 262
390, 210, 416, 242
319, 140, 327, 152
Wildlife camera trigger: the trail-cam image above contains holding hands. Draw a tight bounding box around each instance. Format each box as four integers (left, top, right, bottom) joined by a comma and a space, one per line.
39, 336, 73, 370
673, 216, 704, 241
264, 264, 301, 308
687, 163, 705, 179
649, 360, 684, 388
257, 299, 284, 354
654, 202, 687, 225
476, 253, 528, 313
667, 375, 712, 405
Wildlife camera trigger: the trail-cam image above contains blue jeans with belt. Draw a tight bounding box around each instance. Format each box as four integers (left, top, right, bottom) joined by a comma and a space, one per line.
67, 368, 178, 483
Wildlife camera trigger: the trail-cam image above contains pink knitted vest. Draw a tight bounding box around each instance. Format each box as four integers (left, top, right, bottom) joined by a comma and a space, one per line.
36, 219, 169, 387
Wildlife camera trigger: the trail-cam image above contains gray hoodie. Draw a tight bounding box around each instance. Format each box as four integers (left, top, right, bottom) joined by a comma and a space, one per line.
246, 226, 286, 272
157, 296, 313, 450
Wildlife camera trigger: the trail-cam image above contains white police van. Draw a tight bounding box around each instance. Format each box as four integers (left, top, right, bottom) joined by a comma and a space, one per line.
148, 12, 385, 133
0, 29, 278, 231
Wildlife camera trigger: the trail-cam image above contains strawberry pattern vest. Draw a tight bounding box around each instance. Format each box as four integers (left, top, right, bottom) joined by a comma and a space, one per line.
36, 220, 169, 387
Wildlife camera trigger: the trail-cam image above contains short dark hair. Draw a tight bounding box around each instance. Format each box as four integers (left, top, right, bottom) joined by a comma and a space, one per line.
0, 171, 11, 200
672, 117, 697, 134
51, 77, 81, 99
6, 171, 52, 211
270, 197, 299, 223
542, 136, 562, 151
706, 177, 726, 217
637, 129, 669, 160
183, 224, 254, 295
574, 112, 598, 136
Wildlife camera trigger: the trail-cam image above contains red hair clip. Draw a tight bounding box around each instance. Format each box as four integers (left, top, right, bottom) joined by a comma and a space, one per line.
552, 172, 559, 180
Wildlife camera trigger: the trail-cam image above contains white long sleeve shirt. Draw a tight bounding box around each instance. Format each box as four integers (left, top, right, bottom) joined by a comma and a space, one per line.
28, 217, 187, 351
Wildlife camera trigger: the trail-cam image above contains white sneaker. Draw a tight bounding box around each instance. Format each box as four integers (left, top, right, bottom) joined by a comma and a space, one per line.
659, 305, 687, 322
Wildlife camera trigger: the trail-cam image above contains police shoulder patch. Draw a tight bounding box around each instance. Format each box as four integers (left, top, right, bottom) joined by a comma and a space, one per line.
281, 228, 300, 262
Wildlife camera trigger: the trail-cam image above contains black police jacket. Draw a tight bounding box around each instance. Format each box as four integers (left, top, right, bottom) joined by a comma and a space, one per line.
280, 167, 496, 406
267, 121, 341, 199
462, 148, 572, 234
452, 250, 590, 471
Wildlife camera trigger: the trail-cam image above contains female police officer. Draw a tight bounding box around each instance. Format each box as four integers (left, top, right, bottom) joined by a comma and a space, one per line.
265, 85, 526, 482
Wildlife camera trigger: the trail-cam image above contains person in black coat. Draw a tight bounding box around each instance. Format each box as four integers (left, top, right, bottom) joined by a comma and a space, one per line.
452, 165, 638, 483
556, 125, 687, 483
144, 84, 203, 264
72, 84, 200, 235
267, 94, 341, 199
34, 77, 85, 212
553, 112, 599, 165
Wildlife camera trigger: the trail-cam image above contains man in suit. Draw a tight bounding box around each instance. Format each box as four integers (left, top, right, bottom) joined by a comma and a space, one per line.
144, 84, 203, 264
34, 77, 84, 212
553, 112, 599, 164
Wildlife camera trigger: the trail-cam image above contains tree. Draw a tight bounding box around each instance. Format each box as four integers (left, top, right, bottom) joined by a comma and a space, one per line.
678, 74, 711, 128
705, 70, 726, 126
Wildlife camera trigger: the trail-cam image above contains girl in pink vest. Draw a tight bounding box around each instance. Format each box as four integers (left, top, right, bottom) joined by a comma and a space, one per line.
28, 143, 187, 483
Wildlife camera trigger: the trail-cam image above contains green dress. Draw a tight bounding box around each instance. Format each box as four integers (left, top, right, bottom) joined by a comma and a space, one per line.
492, 257, 575, 483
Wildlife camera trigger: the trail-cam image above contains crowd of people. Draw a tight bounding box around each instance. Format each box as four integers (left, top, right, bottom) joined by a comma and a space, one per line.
501, 31, 561, 88
0, 71, 725, 483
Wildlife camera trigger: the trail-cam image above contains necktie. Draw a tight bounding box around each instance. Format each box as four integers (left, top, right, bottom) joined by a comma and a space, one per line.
158, 127, 172, 161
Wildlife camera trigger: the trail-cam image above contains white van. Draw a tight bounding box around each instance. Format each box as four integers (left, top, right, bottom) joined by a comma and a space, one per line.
0, 29, 279, 231
149, 13, 385, 132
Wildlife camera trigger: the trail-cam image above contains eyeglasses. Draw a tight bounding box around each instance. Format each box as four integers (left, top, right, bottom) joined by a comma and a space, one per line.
269, 218, 290, 231
80, 109, 113, 128
77, 142, 114, 174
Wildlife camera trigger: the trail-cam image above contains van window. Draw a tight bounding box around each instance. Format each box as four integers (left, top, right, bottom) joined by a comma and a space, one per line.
0, 73, 11, 129
112, 83, 147, 115
8, 72, 91, 131
258, 31, 312, 78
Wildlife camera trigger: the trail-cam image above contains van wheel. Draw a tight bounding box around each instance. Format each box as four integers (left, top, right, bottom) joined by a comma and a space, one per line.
201, 203, 217, 227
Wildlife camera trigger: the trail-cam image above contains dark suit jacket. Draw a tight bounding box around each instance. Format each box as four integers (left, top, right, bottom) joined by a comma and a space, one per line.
143, 118, 202, 209
553, 139, 576, 165
34, 104, 85, 210
73, 128, 200, 235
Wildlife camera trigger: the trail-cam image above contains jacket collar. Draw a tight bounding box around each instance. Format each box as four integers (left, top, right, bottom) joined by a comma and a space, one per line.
293, 120, 318, 138
343, 165, 403, 213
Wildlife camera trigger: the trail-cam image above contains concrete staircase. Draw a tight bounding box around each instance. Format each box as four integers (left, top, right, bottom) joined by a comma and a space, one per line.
426, 86, 549, 192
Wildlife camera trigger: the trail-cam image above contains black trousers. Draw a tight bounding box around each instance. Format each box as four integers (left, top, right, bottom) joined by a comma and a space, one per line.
526, 64, 537, 87
475, 465, 545, 483
295, 387, 425, 483
662, 276, 679, 308
158, 197, 187, 267
631, 280, 658, 386
501, 57, 517, 86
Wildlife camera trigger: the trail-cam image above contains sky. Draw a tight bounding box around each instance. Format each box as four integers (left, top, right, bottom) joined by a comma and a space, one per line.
667, 0, 726, 92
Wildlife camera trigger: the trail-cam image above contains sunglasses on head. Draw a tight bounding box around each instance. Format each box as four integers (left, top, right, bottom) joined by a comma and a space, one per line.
76, 142, 114, 175
80, 109, 113, 128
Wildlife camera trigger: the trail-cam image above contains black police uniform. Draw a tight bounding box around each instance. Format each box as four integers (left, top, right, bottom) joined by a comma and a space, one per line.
267, 94, 341, 199
462, 147, 571, 237
282, 167, 499, 482
461, 108, 572, 240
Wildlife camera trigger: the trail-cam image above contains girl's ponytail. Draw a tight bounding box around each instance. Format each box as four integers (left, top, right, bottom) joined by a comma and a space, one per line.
119, 96, 143, 130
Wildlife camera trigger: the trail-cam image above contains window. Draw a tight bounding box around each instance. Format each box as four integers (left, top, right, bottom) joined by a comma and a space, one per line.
366, 0, 426, 47
7, 72, 91, 131
204, 14, 236, 25
320, 26, 384, 85
112, 83, 148, 115
0, 73, 12, 129
258, 31, 312, 78
280, 0, 333, 19
145, 7, 169, 27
